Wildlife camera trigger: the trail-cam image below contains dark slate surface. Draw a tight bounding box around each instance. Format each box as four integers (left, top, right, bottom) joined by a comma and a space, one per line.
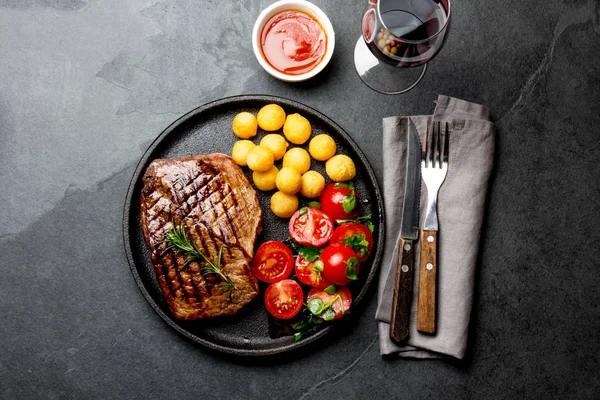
1, 0, 599, 398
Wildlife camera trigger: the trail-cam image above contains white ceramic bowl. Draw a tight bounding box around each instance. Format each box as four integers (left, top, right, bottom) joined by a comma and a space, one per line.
252, 0, 335, 82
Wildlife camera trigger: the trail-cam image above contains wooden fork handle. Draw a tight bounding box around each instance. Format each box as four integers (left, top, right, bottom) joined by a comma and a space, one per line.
389, 238, 414, 344
417, 229, 438, 334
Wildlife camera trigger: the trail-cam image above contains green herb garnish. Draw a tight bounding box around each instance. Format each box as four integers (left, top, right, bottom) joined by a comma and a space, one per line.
334, 182, 355, 190
342, 192, 357, 214
307, 298, 325, 315
336, 214, 375, 233
298, 247, 321, 262
322, 308, 337, 321
307, 201, 321, 209
284, 237, 297, 250
285, 238, 322, 263
345, 257, 359, 281
343, 234, 370, 259
324, 284, 337, 295
292, 293, 347, 341
291, 309, 323, 341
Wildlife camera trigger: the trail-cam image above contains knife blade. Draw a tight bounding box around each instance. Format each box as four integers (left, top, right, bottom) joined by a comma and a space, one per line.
389, 117, 421, 344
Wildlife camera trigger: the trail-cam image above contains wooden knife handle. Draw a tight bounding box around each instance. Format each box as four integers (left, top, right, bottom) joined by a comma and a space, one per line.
417, 230, 438, 334
389, 238, 414, 344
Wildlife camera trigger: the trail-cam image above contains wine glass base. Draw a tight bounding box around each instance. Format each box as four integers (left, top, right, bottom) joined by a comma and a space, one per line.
354, 37, 427, 95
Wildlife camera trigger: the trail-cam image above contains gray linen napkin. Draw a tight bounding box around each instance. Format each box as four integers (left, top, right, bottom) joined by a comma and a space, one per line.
376, 95, 496, 359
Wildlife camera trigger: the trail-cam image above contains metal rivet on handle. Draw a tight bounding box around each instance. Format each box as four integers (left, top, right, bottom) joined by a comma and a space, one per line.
426, 263, 433, 270
427, 235, 434, 242
404, 243, 411, 251
401, 265, 409, 272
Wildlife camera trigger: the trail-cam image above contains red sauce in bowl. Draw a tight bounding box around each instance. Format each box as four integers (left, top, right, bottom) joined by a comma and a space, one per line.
260, 10, 327, 76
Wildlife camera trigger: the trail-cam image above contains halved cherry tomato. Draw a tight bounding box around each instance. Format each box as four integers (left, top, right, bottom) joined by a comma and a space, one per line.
320, 243, 360, 286
307, 286, 352, 320
289, 207, 334, 247
295, 256, 333, 288
264, 279, 304, 319
330, 223, 374, 262
320, 183, 360, 222
251, 241, 294, 283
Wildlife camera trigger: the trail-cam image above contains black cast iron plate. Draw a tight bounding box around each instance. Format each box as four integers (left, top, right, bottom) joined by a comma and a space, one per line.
123, 95, 384, 356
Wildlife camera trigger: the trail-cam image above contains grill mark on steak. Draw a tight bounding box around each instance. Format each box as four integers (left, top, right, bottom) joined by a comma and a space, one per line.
214, 189, 237, 246
164, 238, 193, 303
171, 253, 188, 302
191, 222, 218, 296
217, 192, 235, 243
180, 258, 201, 304
180, 163, 240, 251
140, 154, 262, 320
177, 257, 198, 304
164, 257, 183, 302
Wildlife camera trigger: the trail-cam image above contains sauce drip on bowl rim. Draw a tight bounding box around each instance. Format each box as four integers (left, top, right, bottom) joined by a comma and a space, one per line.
260, 10, 327, 76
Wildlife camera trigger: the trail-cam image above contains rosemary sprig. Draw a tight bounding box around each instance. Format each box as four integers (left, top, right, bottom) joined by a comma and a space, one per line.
159, 223, 237, 294
199, 245, 237, 294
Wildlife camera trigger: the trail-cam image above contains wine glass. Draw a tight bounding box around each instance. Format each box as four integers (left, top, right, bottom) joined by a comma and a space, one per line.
354, 0, 451, 94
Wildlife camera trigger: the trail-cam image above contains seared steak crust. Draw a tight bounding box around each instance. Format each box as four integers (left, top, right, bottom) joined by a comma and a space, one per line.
140, 154, 262, 320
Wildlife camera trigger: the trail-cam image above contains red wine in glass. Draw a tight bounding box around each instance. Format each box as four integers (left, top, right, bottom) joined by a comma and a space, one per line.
355, 0, 451, 94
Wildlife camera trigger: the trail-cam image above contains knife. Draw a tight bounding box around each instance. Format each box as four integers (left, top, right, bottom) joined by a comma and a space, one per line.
389, 117, 421, 345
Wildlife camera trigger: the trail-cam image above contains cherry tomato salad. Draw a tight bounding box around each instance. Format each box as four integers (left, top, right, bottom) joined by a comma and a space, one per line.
251, 182, 375, 340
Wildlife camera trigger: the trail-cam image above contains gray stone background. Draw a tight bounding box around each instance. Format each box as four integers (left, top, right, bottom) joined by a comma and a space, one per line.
1, 0, 599, 398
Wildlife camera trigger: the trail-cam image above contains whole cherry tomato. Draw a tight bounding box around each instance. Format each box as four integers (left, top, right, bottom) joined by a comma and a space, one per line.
330, 223, 373, 262
319, 183, 360, 221
320, 243, 360, 286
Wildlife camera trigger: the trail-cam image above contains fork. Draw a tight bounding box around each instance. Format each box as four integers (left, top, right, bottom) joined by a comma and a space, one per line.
416, 120, 449, 334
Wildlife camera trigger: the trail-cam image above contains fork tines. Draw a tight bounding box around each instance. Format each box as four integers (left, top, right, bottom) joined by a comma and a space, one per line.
423, 120, 449, 168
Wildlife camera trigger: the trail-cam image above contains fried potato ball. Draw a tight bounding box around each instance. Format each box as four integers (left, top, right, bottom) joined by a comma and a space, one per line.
270, 191, 299, 218
300, 170, 326, 198
275, 167, 302, 195
253, 165, 279, 191
257, 104, 286, 131
231, 112, 258, 139
260, 134, 289, 160
282, 147, 311, 175
247, 146, 275, 172
231, 140, 256, 166
325, 154, 356, 182
309, 134, 336, 161
283, 113, 311, 145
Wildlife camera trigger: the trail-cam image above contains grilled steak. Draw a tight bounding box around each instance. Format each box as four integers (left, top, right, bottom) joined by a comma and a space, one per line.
140, 153, 262, 320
